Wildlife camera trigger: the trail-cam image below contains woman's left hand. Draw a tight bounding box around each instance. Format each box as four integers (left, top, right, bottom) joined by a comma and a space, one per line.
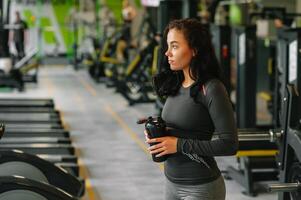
146, 136, 178, 157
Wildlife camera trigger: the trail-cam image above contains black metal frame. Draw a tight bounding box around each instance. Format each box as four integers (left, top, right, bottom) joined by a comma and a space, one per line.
226, 25, 279, 196
157, 0, 182, 34
210, 24, 232, 94
233, 25, 257, 129
276, 28, 301, 200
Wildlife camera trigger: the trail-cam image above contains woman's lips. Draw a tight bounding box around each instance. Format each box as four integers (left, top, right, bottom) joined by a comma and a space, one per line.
168, 60, 174, 64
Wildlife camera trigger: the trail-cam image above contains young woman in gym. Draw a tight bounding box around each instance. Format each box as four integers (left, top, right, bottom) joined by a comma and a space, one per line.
145, 18, 238, 200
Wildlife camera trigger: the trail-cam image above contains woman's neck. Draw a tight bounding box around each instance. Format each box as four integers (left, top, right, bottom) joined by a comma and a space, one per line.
182, 68, 195, 88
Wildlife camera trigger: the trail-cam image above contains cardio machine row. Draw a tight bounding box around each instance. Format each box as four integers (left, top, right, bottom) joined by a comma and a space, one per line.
0, 97, 85, 200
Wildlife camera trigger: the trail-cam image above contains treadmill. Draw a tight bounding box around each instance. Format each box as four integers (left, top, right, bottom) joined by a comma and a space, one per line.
0, 107, 57, 113
0, 98, 54, 108
0, 137, 71, 144
0, 112, 60, 121
0, 176, 78, 200
0, 150, 84, 198
0, 143, 75, 155
4, 123, 63, 130
3, 129, 70, 137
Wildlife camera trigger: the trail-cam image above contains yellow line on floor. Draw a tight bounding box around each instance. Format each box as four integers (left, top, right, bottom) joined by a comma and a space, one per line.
71, 91, 100, 200
77, 76, 98, 97
44, 71, 71, 130
76, 74, 164, 171
77, 156, 102, 200
73, 91, 101, 200
73, 89, 86, 111
45, 71, 100, 200
104, 105, 164, 171
43, 76, 54, 96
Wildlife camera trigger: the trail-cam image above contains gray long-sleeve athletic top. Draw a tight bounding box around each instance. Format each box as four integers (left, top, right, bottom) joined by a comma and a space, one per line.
162, 79, 238, 185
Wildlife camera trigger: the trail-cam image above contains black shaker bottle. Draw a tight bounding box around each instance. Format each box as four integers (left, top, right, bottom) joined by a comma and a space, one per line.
139, 116, 168, 162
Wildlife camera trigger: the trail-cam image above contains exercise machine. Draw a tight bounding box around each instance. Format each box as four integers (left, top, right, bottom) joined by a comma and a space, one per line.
0, 176, 77, 200
266, 28, 301, 200
0, 150, 85, 198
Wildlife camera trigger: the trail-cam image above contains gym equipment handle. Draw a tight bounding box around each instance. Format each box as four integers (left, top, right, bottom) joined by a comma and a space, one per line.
267, 182, 301, 192
238, 129, 282, 142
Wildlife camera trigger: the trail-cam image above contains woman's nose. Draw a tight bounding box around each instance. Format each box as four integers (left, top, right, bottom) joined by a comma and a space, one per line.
165, 49, 170, 57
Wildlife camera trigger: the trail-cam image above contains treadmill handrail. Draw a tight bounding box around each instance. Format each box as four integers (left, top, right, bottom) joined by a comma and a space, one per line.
0, 176, 78, 200
13, 48, 38, 69
0, 137, 71, 144
0, 150, 84, 197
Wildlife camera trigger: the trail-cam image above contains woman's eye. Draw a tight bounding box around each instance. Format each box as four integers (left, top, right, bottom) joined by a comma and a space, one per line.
172, 45, 178, 49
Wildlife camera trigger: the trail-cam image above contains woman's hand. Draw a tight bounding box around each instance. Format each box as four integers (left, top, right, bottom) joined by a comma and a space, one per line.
146, 136, 178, 157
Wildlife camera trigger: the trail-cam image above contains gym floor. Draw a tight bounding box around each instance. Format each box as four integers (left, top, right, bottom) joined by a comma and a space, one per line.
0, 65, 277, 200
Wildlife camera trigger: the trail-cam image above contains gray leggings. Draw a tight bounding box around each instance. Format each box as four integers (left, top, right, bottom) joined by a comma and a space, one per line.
164, 176, 226, 200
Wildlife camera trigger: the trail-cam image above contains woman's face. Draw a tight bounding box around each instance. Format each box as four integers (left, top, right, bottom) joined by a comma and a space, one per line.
165, 28, 194, 71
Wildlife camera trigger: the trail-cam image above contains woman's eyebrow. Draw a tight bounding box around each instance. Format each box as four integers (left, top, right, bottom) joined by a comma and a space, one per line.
169, 41, 179, 45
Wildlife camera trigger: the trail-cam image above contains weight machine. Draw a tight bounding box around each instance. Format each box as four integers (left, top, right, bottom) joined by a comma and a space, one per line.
267, 28, 301, 200
235, 27, 301, 200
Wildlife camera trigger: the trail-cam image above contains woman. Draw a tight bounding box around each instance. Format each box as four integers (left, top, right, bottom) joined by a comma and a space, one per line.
145, 18, 238, 200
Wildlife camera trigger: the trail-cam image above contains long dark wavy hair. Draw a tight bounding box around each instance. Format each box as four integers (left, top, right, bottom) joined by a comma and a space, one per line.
153, 18, 224, 102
